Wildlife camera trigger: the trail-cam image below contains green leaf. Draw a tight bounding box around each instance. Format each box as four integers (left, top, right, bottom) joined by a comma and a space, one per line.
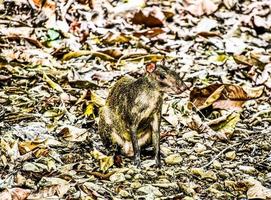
48, 29, 60, 41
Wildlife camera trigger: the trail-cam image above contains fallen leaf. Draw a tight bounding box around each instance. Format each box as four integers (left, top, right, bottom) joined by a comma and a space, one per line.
209, 112, 240, 138
22, 162, 47, 173
62, 51, 115, 61
184, 0, 220, 17
131, 8, 164, 27
233, 55, 262, 68
84, 103, 95, 117
196, 18, 218, 33
244, 177, 271, 199
224, 37, 247, 54
43, 73, 64, 92
0, 188, 31, 200
37, 177, 70, 198
58, 125, 88, 142
113, 0, 146, 13
133, 28, 165, 38
91, 149, 114, 172
190, 84, 264, 111
0, 190, 11, 200
109, 172, 125, 183
102, 32, 132, 45
223, 0, 237, 9
186, 113, 227, 140
19, 139, 46, 154
47, 29, 60, 41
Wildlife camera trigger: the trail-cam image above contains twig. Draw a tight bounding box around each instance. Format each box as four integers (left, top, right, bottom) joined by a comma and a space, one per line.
61, 0, 74, 21
201, 142, 241, 169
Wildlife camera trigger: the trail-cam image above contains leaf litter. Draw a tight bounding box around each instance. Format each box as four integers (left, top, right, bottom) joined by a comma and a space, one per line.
0, 0, 271, 199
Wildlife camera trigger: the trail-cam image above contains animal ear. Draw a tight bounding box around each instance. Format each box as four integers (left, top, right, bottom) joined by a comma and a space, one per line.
146, 63, 156, 73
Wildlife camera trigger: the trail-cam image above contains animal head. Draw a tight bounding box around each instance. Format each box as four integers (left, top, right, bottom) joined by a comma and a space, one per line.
145, 62, 188, 94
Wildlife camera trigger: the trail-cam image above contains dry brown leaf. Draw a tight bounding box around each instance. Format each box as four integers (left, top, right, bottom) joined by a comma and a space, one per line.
0, 188, 31, 200
3, 36, 43, 48
212, 100, 244, 110
233, 55, 265, 68
131, 9, 164, 27
102, 32, 132, 45
29, 0, 56, 28
190, 168, 217, 180
190, 84, 264, 111
58, 125, 88, 142
100, 49, 123, 59
62, 50, 115, 61
250, 53, 270, 65
197, 31, 222, 38
18, 140, 46, 154
186, 113, 228, 140
133, 28, 165, 38
10, 188, 31, 200
28, 177, 69, 198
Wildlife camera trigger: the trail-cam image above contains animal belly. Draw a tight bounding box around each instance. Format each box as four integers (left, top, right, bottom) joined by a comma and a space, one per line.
111, 130, 152, 157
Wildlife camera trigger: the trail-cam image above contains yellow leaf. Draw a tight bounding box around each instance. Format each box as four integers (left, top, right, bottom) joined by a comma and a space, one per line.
19, 140, 45, 154
0, 138, 11, 153
91, 149, 114, 172
47, 158, 57, 171
85, 103, 95, 117
62, 50, 92, 60
33, 148, 49, 158
201, 85, 224, 109
43, 73, 63, 92
100, 156, 114, 172
62, 51, 115, 61
91, 92, 105, 107
211, 112, 240, 138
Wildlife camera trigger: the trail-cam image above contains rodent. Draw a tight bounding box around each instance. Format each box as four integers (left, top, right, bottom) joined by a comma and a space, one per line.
98, 62, 187, 167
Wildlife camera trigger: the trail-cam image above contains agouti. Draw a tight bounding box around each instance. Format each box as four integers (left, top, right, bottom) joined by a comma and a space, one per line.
98, 62, 187, 167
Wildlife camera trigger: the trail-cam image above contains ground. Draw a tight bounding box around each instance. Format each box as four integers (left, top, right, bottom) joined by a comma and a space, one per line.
0, 0, 270, 199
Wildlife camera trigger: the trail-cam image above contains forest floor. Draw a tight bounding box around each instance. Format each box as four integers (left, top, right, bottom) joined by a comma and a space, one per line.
0, 0, 271, 199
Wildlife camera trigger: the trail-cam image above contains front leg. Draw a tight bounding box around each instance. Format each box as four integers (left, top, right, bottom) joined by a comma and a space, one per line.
151, 111, 161, 167
130, 126, 141, 167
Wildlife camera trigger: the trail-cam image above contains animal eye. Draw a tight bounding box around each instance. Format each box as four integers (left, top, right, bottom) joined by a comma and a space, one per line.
159, 74, 166, 80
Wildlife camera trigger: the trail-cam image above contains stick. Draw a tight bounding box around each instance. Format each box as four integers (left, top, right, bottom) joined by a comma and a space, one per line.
201, 143, 241, 169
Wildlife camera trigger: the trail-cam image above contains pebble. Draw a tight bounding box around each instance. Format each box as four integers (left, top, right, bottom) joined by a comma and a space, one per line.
238, 166, 257, 175
134, 174, 144, 180
225, 151, 236, 160
165, 153, 183, 165
137, 185, 162, 197
109, 172, 125, 183
194, 143, 207, 154
119, 189, 130, 197
131, 181, 141, 189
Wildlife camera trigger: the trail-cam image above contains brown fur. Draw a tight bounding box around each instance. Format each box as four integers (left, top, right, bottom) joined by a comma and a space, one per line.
98, 63, 187, 166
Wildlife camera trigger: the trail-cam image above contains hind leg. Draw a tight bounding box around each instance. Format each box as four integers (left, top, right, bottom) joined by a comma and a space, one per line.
98, 106, 113, 147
